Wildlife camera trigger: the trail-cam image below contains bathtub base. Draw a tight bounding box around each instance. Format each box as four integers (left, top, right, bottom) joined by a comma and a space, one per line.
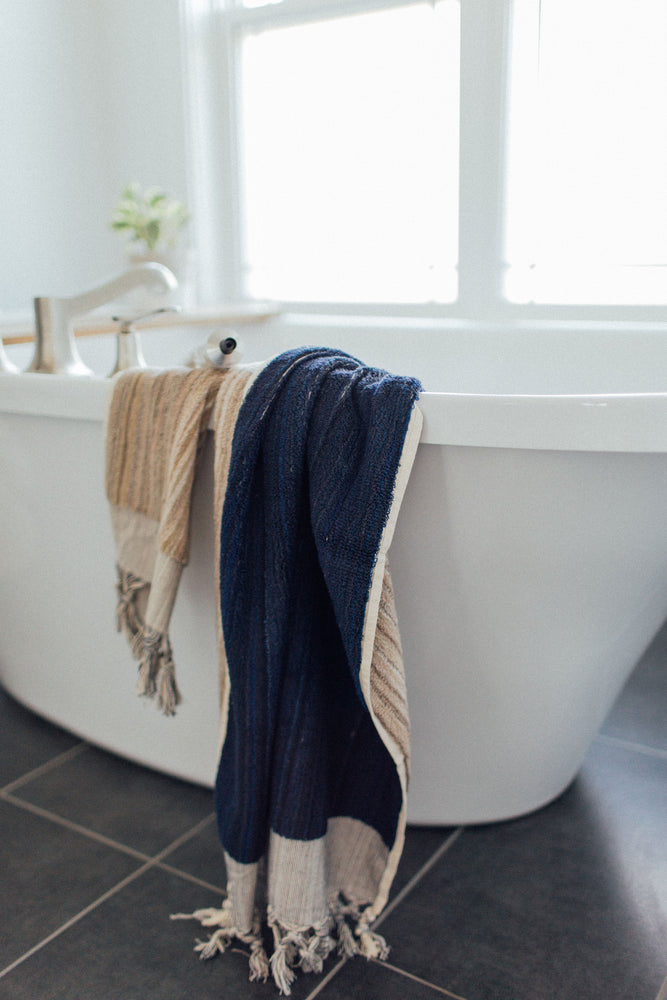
2, 400, 666, 825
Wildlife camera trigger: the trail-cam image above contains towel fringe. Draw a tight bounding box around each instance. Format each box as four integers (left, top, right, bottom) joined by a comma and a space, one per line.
249, 937, 271, 982
134, 625, 181, 715
115, 567, 146, 642
354, 903, 389, 961
329, 897, 389, 961
171, 900, 270, 983
357, 927, 390, 960
267, 909, 335, 995
268, 935, 297, 996
330, 898, 362, 958
115, 567, 181, 714
173, 896, 388, 994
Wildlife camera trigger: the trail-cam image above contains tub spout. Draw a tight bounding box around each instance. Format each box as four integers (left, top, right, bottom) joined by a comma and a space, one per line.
28, 263, 178, 375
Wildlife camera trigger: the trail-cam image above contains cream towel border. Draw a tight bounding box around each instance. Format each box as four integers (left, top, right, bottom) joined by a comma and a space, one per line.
357, 403, 424, 920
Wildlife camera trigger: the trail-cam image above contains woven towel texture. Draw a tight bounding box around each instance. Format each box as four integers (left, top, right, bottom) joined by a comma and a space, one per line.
106, 365, 226, 563
105, 364, 255, 712
215, 347, 422, 867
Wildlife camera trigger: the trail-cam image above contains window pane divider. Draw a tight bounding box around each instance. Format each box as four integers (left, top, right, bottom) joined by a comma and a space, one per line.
456, 0, 512, 314
183, 0, 667, 323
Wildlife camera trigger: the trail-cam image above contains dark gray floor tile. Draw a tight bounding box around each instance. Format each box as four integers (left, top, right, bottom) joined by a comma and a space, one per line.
11, 746, 215, 856
600, 621, 667, 751
159, 812, 227, 890
3, 621, 664, 1000
0, 866, 342, 1000
393, 825, 458, 898
0, 688, 81, 787
0, 798, 141, 973
315, 957, 457, 999
375, 743, 667, 1000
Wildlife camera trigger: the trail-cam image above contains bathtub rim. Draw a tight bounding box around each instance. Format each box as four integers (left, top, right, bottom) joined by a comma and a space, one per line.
2, 370, 667, 453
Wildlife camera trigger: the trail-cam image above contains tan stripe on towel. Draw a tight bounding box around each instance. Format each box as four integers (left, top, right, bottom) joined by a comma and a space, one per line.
369, 566, 411, 779
211, 366, 260, 724
106, 366, 224, 561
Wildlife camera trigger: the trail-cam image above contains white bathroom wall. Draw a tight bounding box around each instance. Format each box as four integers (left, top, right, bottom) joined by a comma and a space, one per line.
0, 0, 188, 316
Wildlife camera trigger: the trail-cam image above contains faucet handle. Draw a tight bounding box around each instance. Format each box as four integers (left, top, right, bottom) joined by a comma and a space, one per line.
109, 306, 181, 377
111, 304, 181, 334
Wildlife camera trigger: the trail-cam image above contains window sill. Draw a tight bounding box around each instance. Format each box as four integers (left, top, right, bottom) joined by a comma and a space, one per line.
0, 301, 281, 345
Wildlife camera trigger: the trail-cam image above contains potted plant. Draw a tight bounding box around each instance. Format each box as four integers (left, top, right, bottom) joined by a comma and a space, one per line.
111, 182, 192, 304
111, 182, 188, 256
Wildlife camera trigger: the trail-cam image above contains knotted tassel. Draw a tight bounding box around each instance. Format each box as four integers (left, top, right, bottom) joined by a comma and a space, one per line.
134, 625, 180, 714
355, 905, 390, 961
155, 654, 181, 716
335, 915, 359, 958
248, 939, 270, 983
358, 928, 390, 960
297, 931, 332, 974
267, 911, 336, 994
330, 897, 361, 958
171, 899, 235, 932
194, 927, 233, 959
172, 900, 269, 984
115, 567, 146, 642
269, 936, 298, 996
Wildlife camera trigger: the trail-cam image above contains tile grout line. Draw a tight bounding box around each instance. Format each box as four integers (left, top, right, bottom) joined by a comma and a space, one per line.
655, 973, 667, 1000
374, 826, 464, 930
0, 790, 155, 864
1, 741, 89, 794
0, 812, 219, 982
155, 858, 226, 897
2, 788, 220, 874
0, 859, 157, 981
153, 813, 219, 865
301, 826, 465, 1000
2, 747, 468, 997
371, 958, 469, 1000
594, 733, 667, 762
4, 786, 226, 894
302, 957, 349, 999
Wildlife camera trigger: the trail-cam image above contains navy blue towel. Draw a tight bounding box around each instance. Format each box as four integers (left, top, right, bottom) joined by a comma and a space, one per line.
183, 348, 422, 993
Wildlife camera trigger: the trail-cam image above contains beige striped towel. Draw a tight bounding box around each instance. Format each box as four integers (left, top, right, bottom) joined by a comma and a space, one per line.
105, 364, 257, 714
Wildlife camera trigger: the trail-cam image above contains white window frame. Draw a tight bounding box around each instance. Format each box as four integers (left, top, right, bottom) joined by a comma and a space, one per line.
180, 0, 667, 327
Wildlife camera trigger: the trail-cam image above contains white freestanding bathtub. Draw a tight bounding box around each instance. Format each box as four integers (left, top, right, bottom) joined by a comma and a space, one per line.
1, 319, 666, 825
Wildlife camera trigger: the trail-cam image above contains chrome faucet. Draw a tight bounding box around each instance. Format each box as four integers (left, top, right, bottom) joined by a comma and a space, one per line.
28, 263, 177, 375
108, 305, 181, 376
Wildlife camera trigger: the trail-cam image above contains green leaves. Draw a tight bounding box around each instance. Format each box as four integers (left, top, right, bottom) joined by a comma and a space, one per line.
110, 182, 188, 252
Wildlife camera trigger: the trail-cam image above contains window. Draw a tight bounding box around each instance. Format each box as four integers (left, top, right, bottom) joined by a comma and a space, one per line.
241, 3, 460, 304
183, 0, 667, 317
505, 0, 667, 306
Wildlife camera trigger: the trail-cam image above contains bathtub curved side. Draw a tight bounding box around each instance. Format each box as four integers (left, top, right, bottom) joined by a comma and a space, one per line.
1, 366, 667, 823
0, 401, 223, 787
392, 441, 667, 823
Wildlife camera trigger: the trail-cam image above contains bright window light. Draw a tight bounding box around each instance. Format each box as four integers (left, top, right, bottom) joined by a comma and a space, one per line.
505, 0, 667, 304
239, 1, 460, 304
